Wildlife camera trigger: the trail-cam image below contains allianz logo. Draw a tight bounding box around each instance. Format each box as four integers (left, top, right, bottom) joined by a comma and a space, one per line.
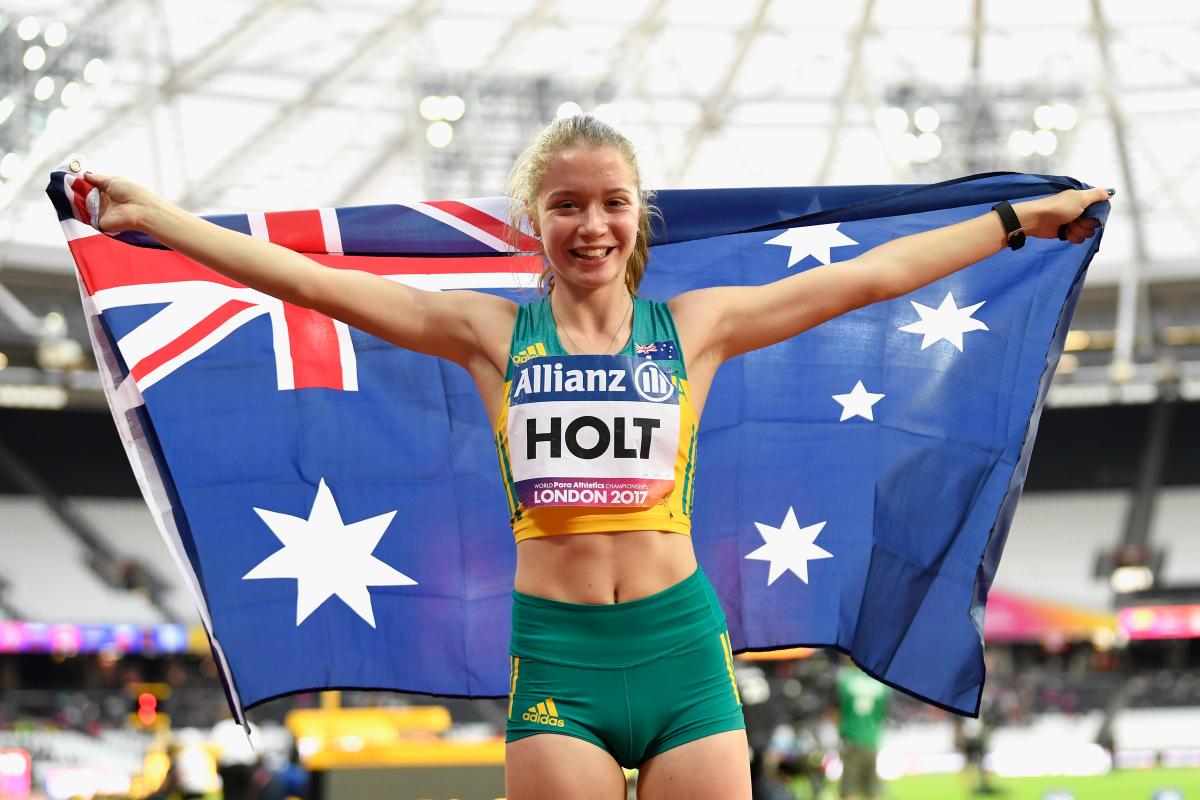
513, 360, 675, 403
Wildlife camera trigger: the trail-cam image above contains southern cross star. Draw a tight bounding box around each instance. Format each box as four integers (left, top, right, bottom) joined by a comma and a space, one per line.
746, 507, 834, 586
243, 478, 416, 627
898, 291, 989, 351
832, 380, 885, 421
764, 223, 858, 268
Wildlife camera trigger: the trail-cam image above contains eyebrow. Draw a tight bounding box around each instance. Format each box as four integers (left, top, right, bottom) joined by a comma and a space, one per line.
545, 187, 634, 200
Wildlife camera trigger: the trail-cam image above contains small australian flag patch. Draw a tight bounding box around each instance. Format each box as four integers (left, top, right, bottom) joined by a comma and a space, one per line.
634, 340, 679, 361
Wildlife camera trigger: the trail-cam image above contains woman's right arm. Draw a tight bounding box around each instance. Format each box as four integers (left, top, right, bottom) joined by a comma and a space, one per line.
87, 173, 516, 372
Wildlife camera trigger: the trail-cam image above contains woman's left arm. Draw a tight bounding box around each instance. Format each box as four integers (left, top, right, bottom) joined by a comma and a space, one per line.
671, 186, 1112, 367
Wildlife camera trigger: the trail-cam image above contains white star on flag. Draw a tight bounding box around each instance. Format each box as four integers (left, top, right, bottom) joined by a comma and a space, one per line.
243, 478, 416, 627
764, 223, 858, 268
746, 507, 834, 586
832, 380, 885, 421
898, 291, 989, 351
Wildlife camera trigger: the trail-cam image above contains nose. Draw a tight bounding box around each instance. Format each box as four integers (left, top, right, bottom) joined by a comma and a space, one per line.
578, 203, 607, 237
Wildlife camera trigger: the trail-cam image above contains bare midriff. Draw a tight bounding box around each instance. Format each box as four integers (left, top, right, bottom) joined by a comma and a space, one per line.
514, 529, 698, 604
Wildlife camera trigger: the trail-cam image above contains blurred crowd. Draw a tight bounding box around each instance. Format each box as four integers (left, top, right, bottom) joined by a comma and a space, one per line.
1, 640, 1198, 800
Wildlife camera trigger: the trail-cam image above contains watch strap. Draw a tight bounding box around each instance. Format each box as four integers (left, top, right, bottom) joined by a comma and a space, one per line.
991, 200, 1026, 251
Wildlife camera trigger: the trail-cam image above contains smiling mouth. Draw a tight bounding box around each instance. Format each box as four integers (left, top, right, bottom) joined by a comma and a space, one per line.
570, 247, 613, 260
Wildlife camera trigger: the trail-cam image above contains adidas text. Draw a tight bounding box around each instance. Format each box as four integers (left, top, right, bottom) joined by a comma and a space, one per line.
523, 699, 566, 727
521, 711, 566, 727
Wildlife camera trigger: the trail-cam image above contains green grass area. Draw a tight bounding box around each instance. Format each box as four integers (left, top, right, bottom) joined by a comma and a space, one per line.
889, 769, 1198, 799
792, 769, 1200, 800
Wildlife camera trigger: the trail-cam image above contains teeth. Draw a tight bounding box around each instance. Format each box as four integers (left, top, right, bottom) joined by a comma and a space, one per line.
576, 248, 608, 258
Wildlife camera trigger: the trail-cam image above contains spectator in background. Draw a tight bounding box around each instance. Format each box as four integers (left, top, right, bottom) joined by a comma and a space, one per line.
834, 665, 891, 800
955, 688, 998, 795
212, 717, 263, 800
151, 739, 215, 800
260, 741, 309, 800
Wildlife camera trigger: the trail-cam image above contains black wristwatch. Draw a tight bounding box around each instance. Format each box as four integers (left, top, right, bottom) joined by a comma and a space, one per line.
991, 200, 1026, 250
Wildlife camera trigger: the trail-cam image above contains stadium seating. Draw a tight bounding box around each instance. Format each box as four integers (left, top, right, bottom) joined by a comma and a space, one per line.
0, 498, 174, 624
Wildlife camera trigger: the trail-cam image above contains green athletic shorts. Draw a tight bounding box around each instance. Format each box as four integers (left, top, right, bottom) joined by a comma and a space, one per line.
505, 567, 745, 769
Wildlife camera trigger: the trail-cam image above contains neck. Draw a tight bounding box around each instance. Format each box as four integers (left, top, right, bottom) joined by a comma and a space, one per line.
550, 282, 633, 355
550, 281, 631, 337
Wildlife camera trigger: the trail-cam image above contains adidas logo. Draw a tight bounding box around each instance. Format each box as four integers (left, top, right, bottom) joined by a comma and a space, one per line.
512, 342, 548, 365
521, 698, 565, 727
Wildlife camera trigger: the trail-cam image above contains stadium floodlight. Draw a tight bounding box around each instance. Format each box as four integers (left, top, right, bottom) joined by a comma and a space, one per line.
1111, 565, 1154, 594
913, 106, 939, 133
426, 121, 453, 148
0, 153, 21, 180
83, 58, 107, 84
16, 16, 39, 41
33, 76, 54, 102
22, 45, 46, 71
556, 101, 583, 119
1007, 129, 1035, 158
59, 82, 81, 108
441, 95, 465, 122
419, 95, 443, 121
1055, 353, 1079, 374
915, 132, 942, 161
1033, 129, 1058, 156
42, 311, 65, 335
43, 20, 67, 47
36, 336, 84, 371
1052, 103, 1077, 131
1034, 104, 1057, 130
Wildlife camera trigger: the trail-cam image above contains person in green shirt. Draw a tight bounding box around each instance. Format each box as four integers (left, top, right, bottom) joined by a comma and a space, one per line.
835, 665, 891, 800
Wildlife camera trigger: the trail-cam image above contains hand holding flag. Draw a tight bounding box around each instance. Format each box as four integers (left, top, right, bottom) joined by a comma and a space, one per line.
1012, 186, 1112, 243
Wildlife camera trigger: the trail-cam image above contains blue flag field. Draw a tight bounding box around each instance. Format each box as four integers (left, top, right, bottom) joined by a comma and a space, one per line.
47, 168, 1107, 720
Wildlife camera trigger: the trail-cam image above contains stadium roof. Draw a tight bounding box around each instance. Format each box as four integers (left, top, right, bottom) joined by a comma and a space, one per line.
0, 0, 1198, 397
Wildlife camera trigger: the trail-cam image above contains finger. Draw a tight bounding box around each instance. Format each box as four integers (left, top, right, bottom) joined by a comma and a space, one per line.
83, 171, 112, 189
1070, 220, 1098, 244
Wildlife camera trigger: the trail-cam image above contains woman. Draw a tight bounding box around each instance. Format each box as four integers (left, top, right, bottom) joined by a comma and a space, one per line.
87, 114, 1107, 800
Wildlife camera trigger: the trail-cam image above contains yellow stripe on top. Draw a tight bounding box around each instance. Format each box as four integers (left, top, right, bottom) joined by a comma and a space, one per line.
720, 632, 742, 705
508, 656, 520, 718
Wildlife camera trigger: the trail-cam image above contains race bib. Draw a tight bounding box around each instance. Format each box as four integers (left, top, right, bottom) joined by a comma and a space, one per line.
507, 355, 680, 509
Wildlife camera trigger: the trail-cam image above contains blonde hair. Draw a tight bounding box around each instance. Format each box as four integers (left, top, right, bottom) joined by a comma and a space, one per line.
507, 115, 658, 295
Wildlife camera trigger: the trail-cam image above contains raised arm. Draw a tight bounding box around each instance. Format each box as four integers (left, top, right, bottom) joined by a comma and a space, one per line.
86, 173, 516, 376
671, 187, 1111, 367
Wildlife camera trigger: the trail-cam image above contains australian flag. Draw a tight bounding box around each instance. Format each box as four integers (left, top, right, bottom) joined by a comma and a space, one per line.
48, 165, 1107, 720
635, 340, 679, 361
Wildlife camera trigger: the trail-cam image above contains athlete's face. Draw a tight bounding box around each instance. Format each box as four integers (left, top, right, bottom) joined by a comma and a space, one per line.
533, 146, 640, 293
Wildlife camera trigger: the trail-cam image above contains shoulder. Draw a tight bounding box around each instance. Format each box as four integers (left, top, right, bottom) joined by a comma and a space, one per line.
458, 289, 520, 331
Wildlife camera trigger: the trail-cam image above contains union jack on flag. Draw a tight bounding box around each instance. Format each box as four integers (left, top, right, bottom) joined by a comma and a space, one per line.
48, 164, 1107, 721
